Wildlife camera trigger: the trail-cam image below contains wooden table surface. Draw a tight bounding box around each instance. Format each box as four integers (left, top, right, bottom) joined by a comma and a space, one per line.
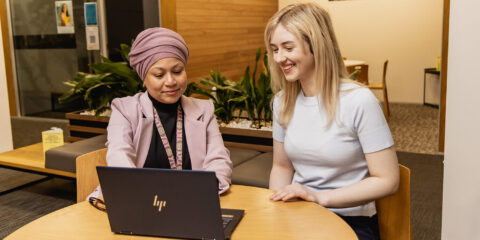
6, 185, 357, 240
0, 143, 75, 178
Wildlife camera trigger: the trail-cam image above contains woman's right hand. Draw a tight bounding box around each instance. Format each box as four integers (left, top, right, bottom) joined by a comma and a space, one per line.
270, 182, 317, 202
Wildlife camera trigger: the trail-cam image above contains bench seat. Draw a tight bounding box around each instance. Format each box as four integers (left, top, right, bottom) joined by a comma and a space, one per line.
45, 135, 107, 173
45, 135, 273, 188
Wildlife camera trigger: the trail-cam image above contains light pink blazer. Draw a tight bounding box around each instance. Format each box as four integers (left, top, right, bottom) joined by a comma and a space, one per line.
89, 92, 232, 199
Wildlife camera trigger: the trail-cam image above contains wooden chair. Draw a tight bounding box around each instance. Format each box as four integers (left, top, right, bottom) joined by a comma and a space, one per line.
376, 164, 411, 240
368, 60, 390, 121
76, 148, 108, 202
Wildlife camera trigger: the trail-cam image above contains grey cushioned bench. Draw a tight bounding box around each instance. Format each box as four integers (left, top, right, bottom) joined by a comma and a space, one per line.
228, 147, 262, 167
45, 135, 273, 188
45, 135, 107, 173
231, 152, 273, 188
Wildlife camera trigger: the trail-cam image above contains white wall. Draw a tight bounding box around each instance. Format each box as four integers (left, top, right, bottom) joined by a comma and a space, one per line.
441, 0, 480, 239
279, 0, 443, 103
0, 18, 14, 152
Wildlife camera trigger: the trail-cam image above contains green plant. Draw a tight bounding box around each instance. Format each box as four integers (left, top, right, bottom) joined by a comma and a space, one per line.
186, 69, 244, 123
237, 48, 273, 128
186, 48, 274, 129
59, 44, 144, 116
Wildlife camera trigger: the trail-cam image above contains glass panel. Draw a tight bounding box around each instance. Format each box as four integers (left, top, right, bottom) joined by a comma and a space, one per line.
10, 0, 90, 117
9, 0, 159, 118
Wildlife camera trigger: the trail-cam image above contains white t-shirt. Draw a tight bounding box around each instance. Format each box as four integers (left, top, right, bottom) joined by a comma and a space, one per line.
273, 82, 394, 216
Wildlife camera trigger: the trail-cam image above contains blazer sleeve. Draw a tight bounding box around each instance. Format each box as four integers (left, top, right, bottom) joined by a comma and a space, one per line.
105, 98, 138, 168
87, 98, 138, 200
202, 101, 233, 194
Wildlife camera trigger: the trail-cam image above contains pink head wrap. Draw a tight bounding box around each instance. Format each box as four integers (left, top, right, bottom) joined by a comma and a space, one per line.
129, 27, 189, 80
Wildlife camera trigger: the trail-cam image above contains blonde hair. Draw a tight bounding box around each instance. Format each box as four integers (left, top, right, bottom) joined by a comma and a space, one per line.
264, 3, 349, 127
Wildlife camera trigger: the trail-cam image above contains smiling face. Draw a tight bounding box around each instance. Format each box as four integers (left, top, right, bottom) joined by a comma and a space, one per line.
143, 57, 187, 104
269, 24, 316, 87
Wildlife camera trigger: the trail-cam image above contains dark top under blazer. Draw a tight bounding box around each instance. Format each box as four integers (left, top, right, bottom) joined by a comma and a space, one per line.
144, 93, 192, 169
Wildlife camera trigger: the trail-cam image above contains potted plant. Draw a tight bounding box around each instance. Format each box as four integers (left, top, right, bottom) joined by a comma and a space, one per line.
185, 69, 245, 125
59, 44, 145, 142
187, 48, 273, 128
59, 44, 144, 116
237, 48, 273, 128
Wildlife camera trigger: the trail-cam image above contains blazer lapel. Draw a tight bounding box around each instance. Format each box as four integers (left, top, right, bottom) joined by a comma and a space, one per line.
139, 92, 154, 119
135, 92, 154, 167
181, 96, 207, 170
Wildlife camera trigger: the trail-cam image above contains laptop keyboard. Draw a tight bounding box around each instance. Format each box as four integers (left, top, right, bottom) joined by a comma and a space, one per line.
222, 214, 234, 229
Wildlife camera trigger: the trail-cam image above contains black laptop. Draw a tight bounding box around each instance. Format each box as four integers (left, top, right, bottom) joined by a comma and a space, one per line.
96, 166, 244, 240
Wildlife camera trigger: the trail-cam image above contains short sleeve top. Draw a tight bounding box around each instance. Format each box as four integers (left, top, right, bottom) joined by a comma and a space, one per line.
272, 82, 394, 216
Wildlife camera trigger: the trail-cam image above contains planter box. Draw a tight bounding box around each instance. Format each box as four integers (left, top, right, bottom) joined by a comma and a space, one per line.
65, 111, 273, 152
220, 127, 272, 152
65, 111, 109, 142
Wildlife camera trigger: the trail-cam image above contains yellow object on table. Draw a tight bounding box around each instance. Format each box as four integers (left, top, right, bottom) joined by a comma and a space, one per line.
42, 127, 64, 154
436, 56, 441, 71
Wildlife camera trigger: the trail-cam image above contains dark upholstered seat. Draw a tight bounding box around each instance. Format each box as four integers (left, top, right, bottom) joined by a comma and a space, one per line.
228, 147, 262, 167
45, 135, 273, 189
232, 152, 273, 188
45, 135, 107, 173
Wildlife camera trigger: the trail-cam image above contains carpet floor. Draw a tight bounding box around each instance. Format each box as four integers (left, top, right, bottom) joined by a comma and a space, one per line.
398, 151, 443, 240
389, 103, 439, 155
0, 176, 76, 239
0, 168, 46, 192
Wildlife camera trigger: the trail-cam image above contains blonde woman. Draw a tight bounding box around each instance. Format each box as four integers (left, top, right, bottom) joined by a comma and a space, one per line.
265, 3, 399, 239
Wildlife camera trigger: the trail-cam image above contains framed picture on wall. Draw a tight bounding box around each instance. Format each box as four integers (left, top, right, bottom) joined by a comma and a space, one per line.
55, 1, 74, 34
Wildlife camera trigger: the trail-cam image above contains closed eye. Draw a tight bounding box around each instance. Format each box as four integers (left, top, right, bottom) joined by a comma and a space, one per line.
270, 43, 278, 53
172, 69, 184, 75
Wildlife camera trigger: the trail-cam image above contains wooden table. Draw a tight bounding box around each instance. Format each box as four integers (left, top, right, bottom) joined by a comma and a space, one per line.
0, 143, 75, 178
6, 185, 357, 240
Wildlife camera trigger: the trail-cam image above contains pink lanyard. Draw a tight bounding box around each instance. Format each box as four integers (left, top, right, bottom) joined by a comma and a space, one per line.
153, 105, 183, 170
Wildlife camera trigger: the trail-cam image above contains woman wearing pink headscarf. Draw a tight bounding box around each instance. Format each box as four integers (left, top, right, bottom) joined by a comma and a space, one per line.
89, 28, 232, 199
